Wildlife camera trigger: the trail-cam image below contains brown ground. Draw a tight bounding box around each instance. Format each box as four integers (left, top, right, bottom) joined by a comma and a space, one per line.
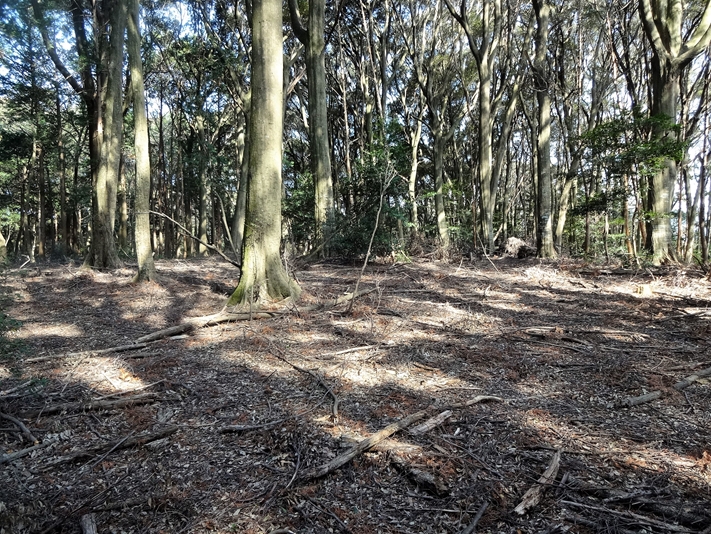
1, 256, 710, 534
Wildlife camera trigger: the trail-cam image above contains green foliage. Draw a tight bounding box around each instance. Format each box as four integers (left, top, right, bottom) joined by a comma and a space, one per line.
330, 134, 408, 258
580, 112, 687, 179
283, 170, 316, 247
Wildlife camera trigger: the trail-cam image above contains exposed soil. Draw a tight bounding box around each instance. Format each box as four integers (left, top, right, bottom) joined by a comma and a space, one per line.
1, 256, 710, 534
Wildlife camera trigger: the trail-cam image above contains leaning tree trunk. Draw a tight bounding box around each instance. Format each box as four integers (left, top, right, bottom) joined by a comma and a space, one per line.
127, 0, 156, 282
227, 0, 300, 307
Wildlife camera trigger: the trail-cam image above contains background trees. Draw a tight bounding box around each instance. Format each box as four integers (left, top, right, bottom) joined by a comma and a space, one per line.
0, 0, 709, 273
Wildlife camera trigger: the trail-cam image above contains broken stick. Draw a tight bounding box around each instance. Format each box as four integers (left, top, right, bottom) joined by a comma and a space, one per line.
302, 410, 428, 480
513, 449, 561, 514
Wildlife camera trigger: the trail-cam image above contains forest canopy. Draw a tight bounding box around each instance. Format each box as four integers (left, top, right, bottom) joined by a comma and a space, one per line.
0, 0, 710, 271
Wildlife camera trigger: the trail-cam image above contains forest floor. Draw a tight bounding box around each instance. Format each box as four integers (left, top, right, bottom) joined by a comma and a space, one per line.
1, 254, 710, 534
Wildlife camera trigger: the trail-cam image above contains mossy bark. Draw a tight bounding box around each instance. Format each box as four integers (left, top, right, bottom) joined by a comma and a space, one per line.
226, 0, 299, 307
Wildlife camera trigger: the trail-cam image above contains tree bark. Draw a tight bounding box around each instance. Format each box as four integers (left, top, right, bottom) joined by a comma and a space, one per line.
533, 0, 556, 258
288, 0, 334, 257
84, 0, 126, 269
227, 0, 300, 307
128, 0, 156, 282
639, 0, 711, 264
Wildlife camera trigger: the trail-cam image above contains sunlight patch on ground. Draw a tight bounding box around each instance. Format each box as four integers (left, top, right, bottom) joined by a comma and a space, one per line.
70, 356, 146, 394
523, 408, 711, 488
12, 323, 83, 340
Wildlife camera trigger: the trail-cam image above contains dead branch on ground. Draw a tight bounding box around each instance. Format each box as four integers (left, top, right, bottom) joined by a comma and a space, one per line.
513, 448, 561, 514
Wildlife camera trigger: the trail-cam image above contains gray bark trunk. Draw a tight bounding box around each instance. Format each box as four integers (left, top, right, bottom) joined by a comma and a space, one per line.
128, 0, 156, 282
228, 0, 300, 306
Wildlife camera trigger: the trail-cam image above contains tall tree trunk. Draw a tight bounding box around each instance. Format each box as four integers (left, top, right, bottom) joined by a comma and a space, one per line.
227, 0, 300, 306
639, 0, 711, 264
84, 0, 127, 269
231, 109, 250, 263
128, 0, 156, 282
533, 0, 556, 258
288, 0, 334, 257
37, 146, 46, 258
433, 134, 450, 248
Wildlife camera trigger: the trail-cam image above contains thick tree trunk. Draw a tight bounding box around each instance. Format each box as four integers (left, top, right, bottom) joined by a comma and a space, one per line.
638, 0, 711, 264
128, 0, 156, 282
647, 57, 679, 264
479, 61, 495, 254
227, 0, 299, 307
84, 1, 126, 269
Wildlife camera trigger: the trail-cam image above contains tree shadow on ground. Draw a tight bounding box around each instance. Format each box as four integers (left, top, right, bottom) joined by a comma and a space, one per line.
1, 257, 710, 533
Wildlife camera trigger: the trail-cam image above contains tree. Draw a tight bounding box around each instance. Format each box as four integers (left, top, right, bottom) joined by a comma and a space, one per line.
288, 0, 335, 256
639, 0, 711, 264
227, 0, 300, 306
128, 0, 156, 282
533, 0, 556, 257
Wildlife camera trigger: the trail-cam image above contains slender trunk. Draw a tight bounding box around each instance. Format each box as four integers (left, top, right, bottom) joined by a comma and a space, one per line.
128, 0, 156, 282
38, 146, 46, 258
533, 0, 556, 258
433, 134, 449, 248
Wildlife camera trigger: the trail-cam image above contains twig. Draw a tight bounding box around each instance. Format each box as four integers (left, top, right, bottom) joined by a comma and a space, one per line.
560, 500, 693, 532
92, 379, 166, 400
148, 210, 241, 268
459, 501, 488, 534
346, 159, 397, 314
25, 343, 148, 363
0, 412, 37, 443
88, 430, 136, 469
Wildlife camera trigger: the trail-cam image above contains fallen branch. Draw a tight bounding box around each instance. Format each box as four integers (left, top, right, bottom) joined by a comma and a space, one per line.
513, 449, 561, 514
0, 412, 38, 443
20, 392, 162, 419
459, 501, 488, 534
44, 425, 179, 467
390, 454, 448, 496
302, 409, 428, 480
673, 366, 711, 390
80, 514, 97, 534
0, 437, 57, 465
0, 380, 34, 397
624, 365, 711, 406
625, 390, 663, 406
134, 288, 376, 345
25, 343, 147, 363
409, 410, 453, 435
